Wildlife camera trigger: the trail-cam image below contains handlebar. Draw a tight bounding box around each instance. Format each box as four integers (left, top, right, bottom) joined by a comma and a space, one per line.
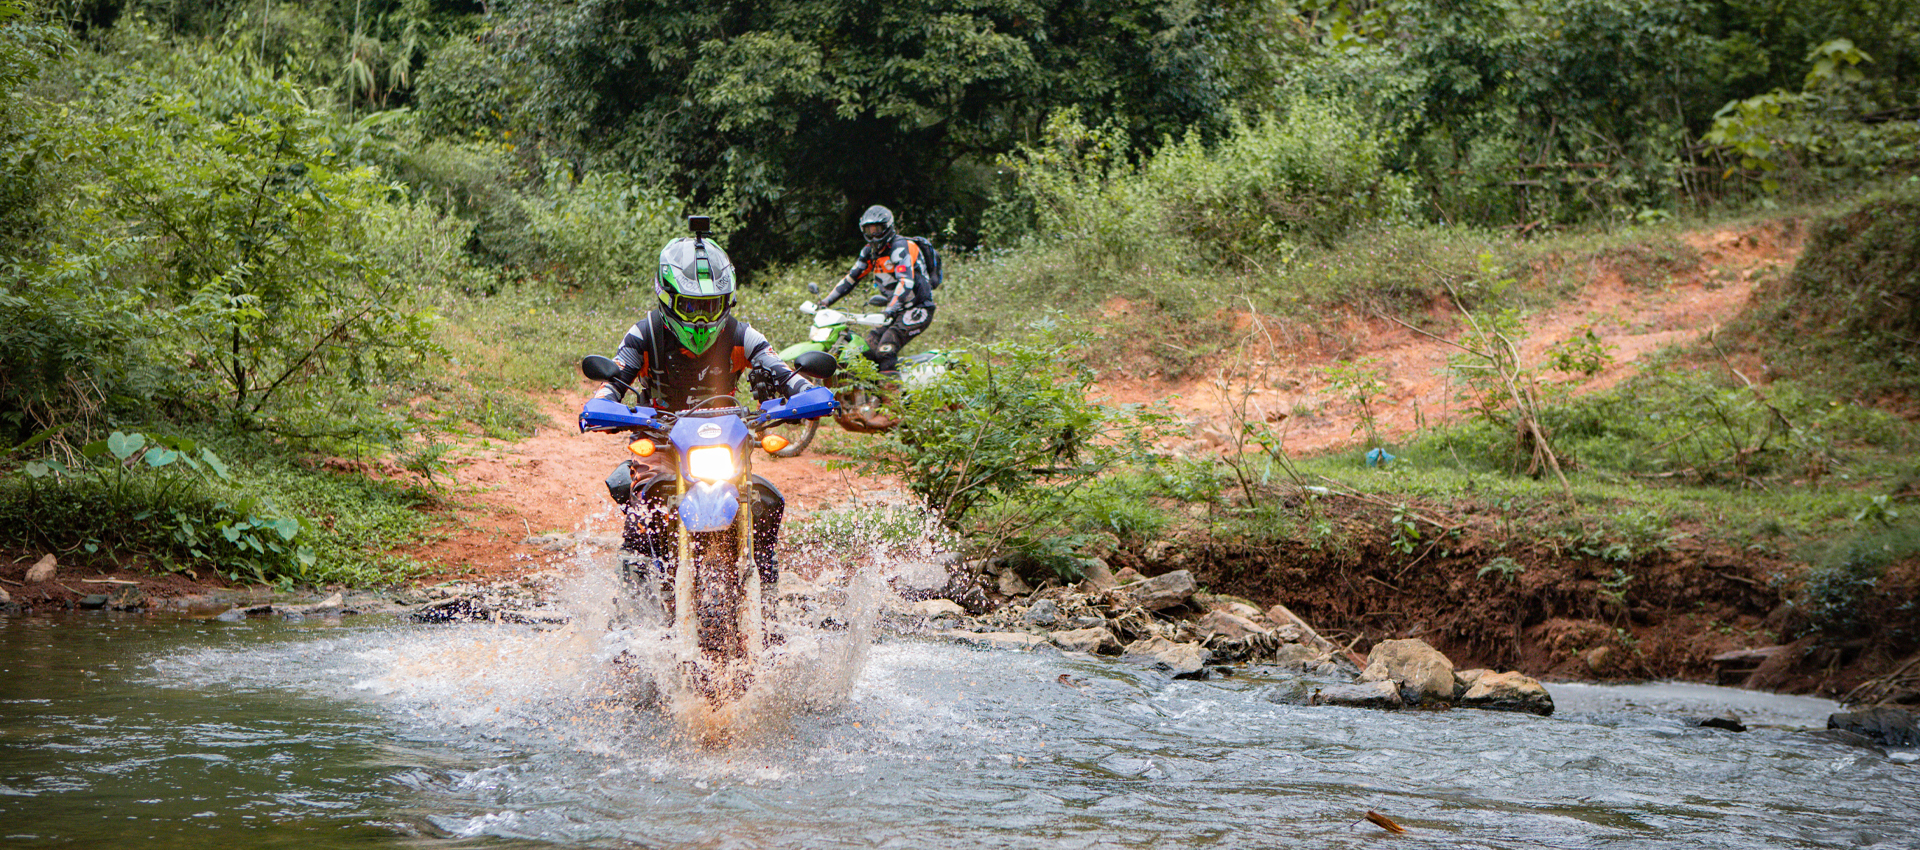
579, 386, 837, 435
798, 300, 888, 328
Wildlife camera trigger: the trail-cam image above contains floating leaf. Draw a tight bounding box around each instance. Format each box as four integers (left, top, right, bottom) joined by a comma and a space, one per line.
1365, 811, 1407, 834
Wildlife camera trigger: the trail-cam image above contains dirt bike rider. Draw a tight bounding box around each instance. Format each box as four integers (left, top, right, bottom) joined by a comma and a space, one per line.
593, 231, 817, 614
809, 205, 935, 372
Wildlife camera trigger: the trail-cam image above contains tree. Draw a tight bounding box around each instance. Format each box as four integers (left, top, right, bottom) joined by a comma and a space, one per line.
495, 0, 1252, 264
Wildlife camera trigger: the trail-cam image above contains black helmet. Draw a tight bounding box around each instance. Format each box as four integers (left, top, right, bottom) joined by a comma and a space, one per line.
654, 237, 735, 354
858, 205, 896, 247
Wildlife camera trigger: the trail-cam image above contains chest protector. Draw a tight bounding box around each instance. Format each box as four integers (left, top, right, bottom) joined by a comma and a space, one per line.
642, 313, 751, 411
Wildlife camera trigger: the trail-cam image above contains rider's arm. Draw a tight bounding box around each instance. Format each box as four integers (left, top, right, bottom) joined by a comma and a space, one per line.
818, 248, 872, 308
818, 275, 856, 309
594, 321, 650, 402
741, 325, 816, 396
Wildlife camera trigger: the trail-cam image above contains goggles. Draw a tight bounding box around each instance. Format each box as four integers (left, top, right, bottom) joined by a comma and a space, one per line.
862, 223, 889, 240
667, 291, 730, 324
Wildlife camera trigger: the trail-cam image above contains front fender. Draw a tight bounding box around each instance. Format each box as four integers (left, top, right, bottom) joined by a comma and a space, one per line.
679, 480, 741, 533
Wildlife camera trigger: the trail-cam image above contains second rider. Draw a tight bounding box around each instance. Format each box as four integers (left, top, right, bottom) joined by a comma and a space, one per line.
811, 205, 936, 372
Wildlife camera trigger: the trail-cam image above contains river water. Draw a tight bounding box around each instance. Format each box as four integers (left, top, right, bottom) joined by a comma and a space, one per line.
3, 583, 1914, 849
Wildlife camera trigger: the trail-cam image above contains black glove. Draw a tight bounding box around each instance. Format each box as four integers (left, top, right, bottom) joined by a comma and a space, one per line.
883, 303, 903, 320
748, 369, 780, 403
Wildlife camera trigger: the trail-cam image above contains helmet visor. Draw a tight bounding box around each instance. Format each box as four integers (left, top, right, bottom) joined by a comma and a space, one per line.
862, 222, 889, 241
667, 292, 729, 324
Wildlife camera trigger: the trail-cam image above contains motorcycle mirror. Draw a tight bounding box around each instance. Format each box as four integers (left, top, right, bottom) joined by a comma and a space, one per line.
580, 355, 620, 381
866, 295, 888, 307
807, 281, 820, 294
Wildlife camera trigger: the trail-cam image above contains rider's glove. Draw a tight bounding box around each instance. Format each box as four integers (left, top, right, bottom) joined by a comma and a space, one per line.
883, 303, 903, 320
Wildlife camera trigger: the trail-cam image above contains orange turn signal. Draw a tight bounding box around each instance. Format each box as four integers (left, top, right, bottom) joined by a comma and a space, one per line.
627, 439, 656, 458
760, 434, 791, 453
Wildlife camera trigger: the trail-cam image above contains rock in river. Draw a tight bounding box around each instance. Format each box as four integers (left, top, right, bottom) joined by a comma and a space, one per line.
1359, 638, 1456, 705
1123, 636, 1210, 679
1456, 670, 1555, 716
1311, 681, 1404, 709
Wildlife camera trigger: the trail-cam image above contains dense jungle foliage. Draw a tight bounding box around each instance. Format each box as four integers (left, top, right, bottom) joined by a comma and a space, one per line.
2, 0, 1918, 596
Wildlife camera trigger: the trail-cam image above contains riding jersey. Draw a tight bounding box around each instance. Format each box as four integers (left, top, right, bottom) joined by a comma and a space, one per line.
822, 235, 935, 311
594, 312, 811, 411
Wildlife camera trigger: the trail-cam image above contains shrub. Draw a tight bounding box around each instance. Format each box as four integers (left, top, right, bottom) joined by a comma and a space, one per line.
4, 431, 316, 585
865, 321, 1153, 554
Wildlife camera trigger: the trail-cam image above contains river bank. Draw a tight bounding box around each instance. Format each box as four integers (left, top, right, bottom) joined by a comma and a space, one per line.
7, 213, 1919, 712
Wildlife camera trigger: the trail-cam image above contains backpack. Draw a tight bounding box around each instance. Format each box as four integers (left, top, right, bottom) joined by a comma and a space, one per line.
908, 236, 943, 289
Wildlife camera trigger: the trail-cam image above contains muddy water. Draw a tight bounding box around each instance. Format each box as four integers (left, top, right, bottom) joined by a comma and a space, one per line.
3, 579, 1914, 849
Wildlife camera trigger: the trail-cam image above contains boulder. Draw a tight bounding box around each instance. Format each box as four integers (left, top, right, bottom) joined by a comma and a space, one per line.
911, 599, 967, 619
1123, 636, 1210, 679
1050, 626, 1122, 655
1196, 609, 1270, 641
1113, 566, 1146, 585
1124, 570, 1196, 611
1458, 671, 1555, 716
1077, 558, 1118, 593
997, 570, 1033, 597
1217, 600, 1269, 623
279, 591, 345, 617
25, 554, 56, 583
1828, 707, 1919, 747
1271, 643, 1324, 670
1264, 602, 1338, 652
1311, 680, 1403, 709
1695, 712, 1747, 732
1022, 598, 1061, 627
1359, 638, 1456, 705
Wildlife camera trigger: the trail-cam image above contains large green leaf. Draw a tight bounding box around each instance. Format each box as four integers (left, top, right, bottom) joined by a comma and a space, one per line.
107, 431, 146, 461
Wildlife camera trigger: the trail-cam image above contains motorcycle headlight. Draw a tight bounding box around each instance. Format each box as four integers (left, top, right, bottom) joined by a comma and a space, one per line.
686, 445, 738, 482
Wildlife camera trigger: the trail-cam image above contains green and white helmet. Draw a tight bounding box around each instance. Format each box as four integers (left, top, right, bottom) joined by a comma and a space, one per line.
654, 237, 736, 354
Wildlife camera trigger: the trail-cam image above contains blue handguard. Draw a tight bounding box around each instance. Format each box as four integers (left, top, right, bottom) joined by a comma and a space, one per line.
756, 385, 838, 425
579, 397, 664, 432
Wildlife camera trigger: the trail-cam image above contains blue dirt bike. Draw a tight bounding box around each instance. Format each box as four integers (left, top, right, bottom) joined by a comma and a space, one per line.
577, 354, 837, 706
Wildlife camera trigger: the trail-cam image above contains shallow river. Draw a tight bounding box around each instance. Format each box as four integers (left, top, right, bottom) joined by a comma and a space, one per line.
2, 594, 1914, 849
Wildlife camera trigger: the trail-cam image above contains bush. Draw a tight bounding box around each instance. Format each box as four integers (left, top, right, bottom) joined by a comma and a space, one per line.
518, 163, 690, 291
864, 321, 1152, 550
4, 431, 316, 585
1145, 102, 1414, 257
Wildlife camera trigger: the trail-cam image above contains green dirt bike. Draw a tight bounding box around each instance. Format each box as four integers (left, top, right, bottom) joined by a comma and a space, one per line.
767, 299, 955, 457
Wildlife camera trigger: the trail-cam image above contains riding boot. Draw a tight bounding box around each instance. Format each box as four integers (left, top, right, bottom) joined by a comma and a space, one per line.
623, 494, 678, 620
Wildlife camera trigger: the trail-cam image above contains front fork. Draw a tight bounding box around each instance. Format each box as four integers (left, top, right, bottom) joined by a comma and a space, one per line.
670, 475, 766, 659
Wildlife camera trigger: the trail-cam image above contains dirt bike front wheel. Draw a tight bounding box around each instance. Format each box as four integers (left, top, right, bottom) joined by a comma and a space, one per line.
688, 528, 752, 704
